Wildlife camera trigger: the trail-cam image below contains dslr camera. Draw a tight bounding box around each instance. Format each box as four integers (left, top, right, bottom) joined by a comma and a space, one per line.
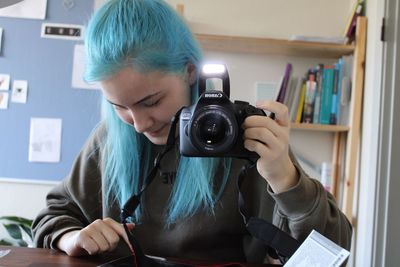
179, 64, 266, 158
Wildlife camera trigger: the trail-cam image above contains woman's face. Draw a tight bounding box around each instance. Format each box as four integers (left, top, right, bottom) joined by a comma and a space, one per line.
100, 67, 194, 145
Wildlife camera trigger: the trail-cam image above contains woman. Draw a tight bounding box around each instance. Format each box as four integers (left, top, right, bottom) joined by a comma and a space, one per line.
32, 0, 352, 263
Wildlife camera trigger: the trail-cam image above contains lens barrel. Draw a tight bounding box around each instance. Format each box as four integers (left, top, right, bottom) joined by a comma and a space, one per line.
189, 106, 238, 154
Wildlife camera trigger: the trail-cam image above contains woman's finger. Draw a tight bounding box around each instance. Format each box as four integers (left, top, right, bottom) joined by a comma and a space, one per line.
255, 100, 290, 127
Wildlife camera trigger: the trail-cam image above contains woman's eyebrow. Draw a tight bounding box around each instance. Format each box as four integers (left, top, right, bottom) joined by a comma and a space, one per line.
106, 92, 161, 107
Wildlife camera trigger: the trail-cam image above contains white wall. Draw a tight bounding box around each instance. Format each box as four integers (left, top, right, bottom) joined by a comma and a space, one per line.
167, 0, 351, 39
0, 178, 57, 241
0, 178, 56, 218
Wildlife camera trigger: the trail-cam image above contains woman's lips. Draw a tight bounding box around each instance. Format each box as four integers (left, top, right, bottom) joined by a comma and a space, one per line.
147, 124, 167, 137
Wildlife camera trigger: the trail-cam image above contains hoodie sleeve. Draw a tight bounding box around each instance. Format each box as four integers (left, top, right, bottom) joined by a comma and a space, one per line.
32, 126, 105, 249
268, 151, 352, 250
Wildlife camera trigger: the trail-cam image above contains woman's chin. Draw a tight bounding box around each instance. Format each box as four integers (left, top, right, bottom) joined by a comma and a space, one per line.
145, 134, 168, 145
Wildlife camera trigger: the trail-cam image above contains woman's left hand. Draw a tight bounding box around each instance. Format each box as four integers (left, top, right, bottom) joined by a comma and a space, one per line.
242, 100, 298, 193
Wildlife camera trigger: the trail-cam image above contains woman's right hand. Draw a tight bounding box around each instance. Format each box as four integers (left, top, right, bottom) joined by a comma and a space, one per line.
57, 217, 134, 256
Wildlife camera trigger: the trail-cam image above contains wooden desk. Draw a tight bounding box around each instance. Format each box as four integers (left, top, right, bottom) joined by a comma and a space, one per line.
0, 246, 279, 267
0, 245, 117, 267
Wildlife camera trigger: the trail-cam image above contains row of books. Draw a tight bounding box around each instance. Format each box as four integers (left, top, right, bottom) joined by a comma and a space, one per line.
277, 55, 354, 125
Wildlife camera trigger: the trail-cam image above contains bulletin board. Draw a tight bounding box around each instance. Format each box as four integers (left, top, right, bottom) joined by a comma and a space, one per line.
0, 0, 102, 181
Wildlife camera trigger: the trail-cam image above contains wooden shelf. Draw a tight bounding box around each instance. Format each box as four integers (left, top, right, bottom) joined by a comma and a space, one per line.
195, 33, 355, 58
291, 123, 350, 132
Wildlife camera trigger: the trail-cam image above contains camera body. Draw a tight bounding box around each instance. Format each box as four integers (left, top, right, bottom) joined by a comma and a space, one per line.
179, 64, 265, 158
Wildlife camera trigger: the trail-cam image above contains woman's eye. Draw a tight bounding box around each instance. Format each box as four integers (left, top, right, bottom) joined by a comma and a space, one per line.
113, 105, 127, 111
144, 99, 160, 107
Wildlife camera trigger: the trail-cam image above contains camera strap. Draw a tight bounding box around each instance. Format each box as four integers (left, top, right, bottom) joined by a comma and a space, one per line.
118, 108, 300, 266
236, 163, 301, 263
120, 108, 186, 266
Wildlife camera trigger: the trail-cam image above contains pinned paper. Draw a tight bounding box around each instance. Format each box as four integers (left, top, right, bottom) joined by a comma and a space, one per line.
0, 74, 10, 90
71, 44, 101, 90
0, 0, 47, 20
11, 80, 28, 103
0, 28, 3, 54
29, 118, 62, 163
0, 92, 9, 109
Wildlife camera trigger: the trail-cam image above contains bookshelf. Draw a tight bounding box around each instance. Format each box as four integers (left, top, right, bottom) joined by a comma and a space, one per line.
192, 16, 367, 223
291, 123, 350, 132
196, 34, 355, 59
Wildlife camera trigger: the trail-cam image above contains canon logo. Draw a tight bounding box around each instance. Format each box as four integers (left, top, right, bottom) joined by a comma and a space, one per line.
204, 93, 223, 98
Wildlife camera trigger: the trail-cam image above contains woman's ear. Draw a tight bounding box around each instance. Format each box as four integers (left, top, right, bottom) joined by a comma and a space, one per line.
186, 63, 197, 85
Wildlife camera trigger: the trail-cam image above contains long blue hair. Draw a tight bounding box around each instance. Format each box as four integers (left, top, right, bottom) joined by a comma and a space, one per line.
85, 0, 231, 224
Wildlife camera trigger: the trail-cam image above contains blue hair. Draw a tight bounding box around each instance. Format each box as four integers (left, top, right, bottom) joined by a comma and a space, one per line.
85, 0, 232, 224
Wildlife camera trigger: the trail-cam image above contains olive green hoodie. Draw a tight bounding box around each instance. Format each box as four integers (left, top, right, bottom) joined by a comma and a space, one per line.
32, 125, 352, 263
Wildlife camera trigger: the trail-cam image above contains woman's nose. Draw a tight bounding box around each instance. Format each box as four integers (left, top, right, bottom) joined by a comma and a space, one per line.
130, 109, 153, 133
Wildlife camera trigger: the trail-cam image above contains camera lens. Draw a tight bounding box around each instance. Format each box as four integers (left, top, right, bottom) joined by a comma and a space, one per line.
197, 113, 227, 145
190, 106, 237, 154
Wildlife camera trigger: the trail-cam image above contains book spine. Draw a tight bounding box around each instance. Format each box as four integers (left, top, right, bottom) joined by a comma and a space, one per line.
313, 64, 324, 124
329, 64, 340, 124
286, 77, 298, 114
320, 66, 334, 124
295, 81, 307, 123
346, 2, 363, 38
302, 71, 316, 123
336, 58, 344, 125
339, 55, 354, 125
277, 63, 292, 103
290, 78, 304, 122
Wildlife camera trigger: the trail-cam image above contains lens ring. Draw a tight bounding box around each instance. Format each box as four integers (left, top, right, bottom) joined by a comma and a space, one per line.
189, 106, 238, 154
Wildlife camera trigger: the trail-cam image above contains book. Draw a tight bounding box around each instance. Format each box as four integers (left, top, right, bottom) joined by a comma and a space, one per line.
335, 58, 344, 125
284, 230, 350, 267
344, 0, 364, 40
313, 64, 324, 124
290, 78, 304, 122
329, 64, 340, 124
302, 70, 317, 123
319, 66, 335, 124
276, 63, 292, 103
283, 76, 295, 106
295, 81, 307, 123
285, 77, 299, 115
338, 55, 354, 125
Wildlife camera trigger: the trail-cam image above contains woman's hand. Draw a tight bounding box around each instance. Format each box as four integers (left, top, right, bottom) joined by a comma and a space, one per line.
57, 217, 134, 256
242, 100, 298, 193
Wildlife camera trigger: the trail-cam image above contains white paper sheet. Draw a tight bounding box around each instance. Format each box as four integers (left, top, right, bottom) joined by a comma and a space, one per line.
29, 118, 62, 163
0, 0, 47, 20
0, 92, 9, 109
0, 28, 3, 53
11, 80, 28, 103
284, 230, 350, 267
71, 44, 101, 90
0, 249, 11, 258
0, 73, 10, 90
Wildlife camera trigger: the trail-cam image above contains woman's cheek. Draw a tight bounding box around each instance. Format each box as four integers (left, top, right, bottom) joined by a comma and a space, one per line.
116, 110, 134, 126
